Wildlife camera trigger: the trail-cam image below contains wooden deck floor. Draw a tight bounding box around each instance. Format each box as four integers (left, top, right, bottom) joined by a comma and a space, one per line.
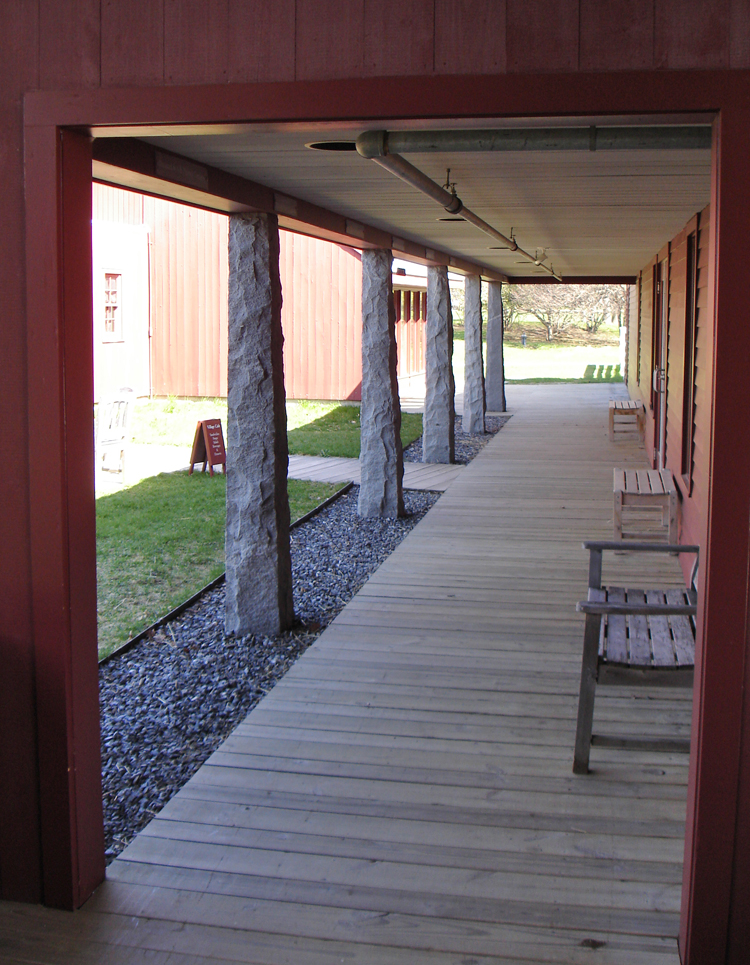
288, 454, 464, 491
1, 385, 690, 964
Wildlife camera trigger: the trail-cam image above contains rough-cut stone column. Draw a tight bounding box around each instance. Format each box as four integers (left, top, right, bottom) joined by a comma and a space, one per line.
359, 249, 405, 518
485, 280, 507, 412
423, 265, 455, 463
225, 212, 294, 636
463, 274, 486, 434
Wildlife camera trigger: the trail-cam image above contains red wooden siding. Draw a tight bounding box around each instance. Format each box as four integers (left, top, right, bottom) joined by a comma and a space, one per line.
665, 227, 688, 473
149, 197, 229, 398
279, 231, 363, 401
24, 0, 750, 92
394, 288, 427, 380
92, 183, 143, 224
639, 264, 654, 405
627, 204, 711, 550
683, 209, 712, 544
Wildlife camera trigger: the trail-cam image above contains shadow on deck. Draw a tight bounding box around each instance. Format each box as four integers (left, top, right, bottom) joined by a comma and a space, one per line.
1, 384, 689, 964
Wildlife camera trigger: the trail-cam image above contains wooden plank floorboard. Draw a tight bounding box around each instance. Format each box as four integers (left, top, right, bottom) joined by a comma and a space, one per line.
0, 385, 686, 962
138, 811, 684, 879
287, 454, 464, 491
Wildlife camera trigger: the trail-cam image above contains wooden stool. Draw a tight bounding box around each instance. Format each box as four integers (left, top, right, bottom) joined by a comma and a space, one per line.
609, 400, 645, 442
613, 468, 678, 543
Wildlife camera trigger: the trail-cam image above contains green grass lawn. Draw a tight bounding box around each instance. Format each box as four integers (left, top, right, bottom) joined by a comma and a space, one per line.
503, 343, 622, 382
99, 398, 422, 658
451, 339, 623, 384
131, 397, 229, 447
131, 398, 422, 456
96, 473, 341, 659
288, 405, 423, 458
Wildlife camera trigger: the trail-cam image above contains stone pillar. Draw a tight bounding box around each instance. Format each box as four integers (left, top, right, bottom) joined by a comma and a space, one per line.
463, 274, 486, 434
423, 265, 455, 463
485, 280, 507, 412
358, 249, 405, 518
225, 212, 294, 636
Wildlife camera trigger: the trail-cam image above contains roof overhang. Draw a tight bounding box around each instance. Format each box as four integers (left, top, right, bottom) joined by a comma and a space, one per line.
90, 112, 710, 283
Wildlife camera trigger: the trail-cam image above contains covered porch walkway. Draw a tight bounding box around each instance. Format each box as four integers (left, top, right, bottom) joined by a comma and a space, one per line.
1, 384, 690, 964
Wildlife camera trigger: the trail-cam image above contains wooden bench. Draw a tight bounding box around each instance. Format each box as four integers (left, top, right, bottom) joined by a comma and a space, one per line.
573, 540, 699, 775
614, 467, 678, 543
608, 399, 645, 442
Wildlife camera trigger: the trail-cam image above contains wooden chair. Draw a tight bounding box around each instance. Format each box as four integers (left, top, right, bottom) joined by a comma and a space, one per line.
96, 387, 134, 476
573, 540, 699, 775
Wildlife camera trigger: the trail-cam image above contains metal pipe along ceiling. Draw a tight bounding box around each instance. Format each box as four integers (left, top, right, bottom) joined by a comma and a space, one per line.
359, 134, 562, 280
356, 126, 712, 156
356, 125, 711, 281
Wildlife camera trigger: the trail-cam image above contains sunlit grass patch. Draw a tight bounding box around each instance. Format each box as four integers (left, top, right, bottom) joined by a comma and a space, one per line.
96, 472, 341, 659
288, 405, 423, 458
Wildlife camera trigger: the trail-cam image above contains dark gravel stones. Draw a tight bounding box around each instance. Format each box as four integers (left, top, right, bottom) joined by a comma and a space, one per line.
99, 486, 439, 861
403, 414, 510, 465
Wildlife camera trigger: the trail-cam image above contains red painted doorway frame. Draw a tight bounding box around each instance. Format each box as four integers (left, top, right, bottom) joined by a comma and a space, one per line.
22, 73, 750, 963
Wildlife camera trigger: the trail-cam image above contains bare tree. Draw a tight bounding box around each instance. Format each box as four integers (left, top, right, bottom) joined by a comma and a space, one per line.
578, 286, 608, 333
575, 284, 628, 333
515, 283, 628, 340
606, 284, 628, 328
514, 284, 581, 341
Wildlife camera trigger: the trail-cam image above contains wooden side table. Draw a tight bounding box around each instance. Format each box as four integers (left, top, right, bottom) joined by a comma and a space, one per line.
609, 400, 645, 442
613, 468, 678, 543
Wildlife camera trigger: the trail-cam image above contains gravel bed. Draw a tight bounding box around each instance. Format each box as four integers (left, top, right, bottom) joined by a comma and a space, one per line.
403, 413, 510, 464
99, 486, 439, 861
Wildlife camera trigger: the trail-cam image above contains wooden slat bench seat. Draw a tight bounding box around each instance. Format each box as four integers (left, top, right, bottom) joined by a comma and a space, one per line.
573, 540, 699, 775
613, 466, 679, 543
608, 399, 645, 442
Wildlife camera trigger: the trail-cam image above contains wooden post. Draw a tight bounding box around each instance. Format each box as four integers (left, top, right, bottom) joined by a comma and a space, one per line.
680, 110, 750, 965
24, 126, 105, 908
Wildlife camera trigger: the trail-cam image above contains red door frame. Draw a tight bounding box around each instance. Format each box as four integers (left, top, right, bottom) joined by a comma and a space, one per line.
21, 73, 750, 962
24, 125, 105, 908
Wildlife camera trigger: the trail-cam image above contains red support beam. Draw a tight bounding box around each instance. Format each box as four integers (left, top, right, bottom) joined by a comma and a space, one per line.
680, 108, 750, 965
24, 125, 105, 909
20, 71, 732, 131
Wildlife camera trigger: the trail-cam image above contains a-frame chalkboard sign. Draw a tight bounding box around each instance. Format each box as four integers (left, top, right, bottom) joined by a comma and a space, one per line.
189, 419, 226, 476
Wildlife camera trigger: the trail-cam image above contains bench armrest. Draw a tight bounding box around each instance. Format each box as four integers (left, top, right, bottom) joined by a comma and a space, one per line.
582, 541, 700, 554
583, 541, 700, 593
577, 600, 697, 616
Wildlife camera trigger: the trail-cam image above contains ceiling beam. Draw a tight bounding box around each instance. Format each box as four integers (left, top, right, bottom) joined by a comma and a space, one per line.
91, 139, 508, 282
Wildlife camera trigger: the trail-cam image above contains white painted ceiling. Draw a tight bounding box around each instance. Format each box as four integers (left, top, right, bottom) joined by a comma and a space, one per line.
140, 116, 712, 280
